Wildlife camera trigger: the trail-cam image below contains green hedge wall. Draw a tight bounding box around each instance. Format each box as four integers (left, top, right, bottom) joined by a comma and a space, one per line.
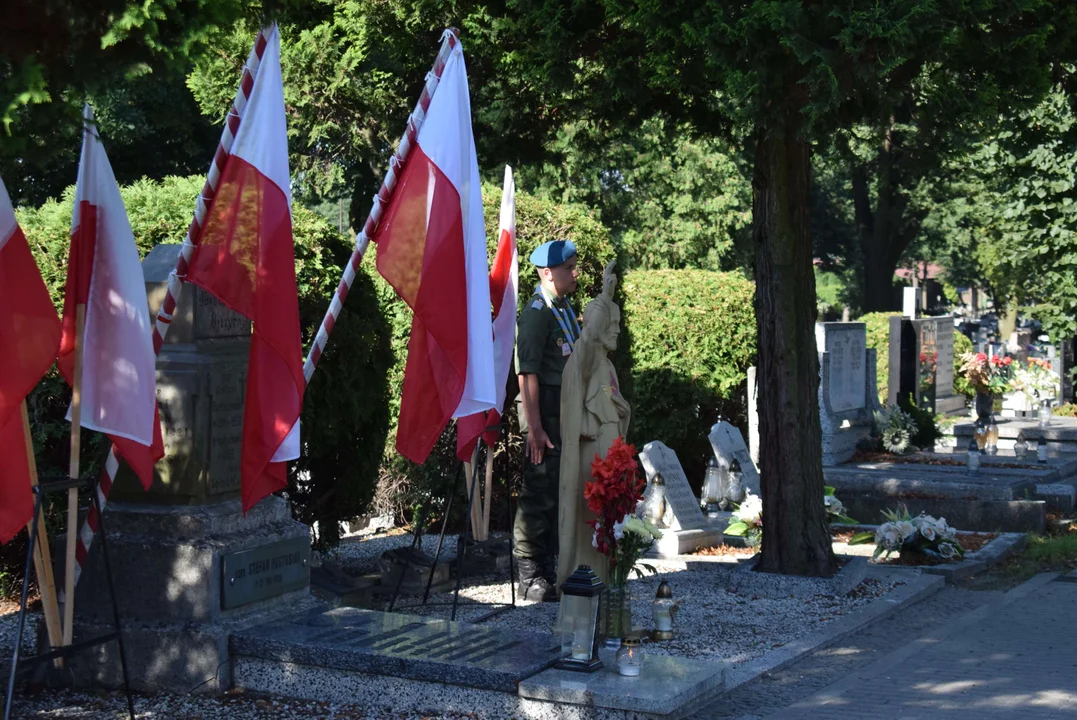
622, 269, 757, 485
15, 176, 391, 546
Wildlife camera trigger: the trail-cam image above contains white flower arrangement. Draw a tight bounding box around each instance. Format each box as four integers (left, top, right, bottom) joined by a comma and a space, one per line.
824, 486, 857, 525
851, 505, 963, 561
725, 490, 763, 542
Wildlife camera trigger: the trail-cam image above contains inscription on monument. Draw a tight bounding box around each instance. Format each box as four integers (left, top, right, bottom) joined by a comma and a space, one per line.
639, 441, 706, 531
194, 290, 250, 339
209, 366, 246, 494
221, 536, 310, 609
155, 370, 200, 488
935, 319, 955, 397
816, 323, 867, 413
709, 421, 762, 496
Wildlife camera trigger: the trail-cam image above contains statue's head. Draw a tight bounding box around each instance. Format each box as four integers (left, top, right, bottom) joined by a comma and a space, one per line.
583, 295, 621, 352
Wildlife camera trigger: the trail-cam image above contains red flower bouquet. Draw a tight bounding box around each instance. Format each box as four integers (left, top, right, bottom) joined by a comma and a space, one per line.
584, 437, 662, 586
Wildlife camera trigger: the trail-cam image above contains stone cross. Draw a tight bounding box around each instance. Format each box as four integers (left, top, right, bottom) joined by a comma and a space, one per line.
638, 441, 706, 532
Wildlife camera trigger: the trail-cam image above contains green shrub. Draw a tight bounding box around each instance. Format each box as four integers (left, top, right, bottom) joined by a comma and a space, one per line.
366, 181, 617, 528
15, 175, 391, 547
622, 269, 757, 486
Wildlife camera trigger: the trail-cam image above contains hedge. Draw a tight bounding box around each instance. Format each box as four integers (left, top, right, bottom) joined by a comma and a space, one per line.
621, 269, 757, 486
15, 176, 392, 547
860, 311, 974, 405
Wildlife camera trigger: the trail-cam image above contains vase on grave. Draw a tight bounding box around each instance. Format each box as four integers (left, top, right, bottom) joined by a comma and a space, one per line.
600, 584, 631, 649
975, 391, 995, 422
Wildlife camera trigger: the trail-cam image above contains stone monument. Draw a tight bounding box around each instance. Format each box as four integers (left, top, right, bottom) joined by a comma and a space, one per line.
816, 322, 880, 465
638, 441, 722, 556
888, 315, 964, 414
68, 244, 313, 692
707, 421, 761, 496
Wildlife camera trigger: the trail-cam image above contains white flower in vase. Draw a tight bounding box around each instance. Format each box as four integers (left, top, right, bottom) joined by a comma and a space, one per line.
895, 520, 917, 542
939, 542, 957, 559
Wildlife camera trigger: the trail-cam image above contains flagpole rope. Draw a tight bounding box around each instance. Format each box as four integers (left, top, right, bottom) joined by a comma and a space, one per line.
302, 28, 459, 382
70, 28, 271, 590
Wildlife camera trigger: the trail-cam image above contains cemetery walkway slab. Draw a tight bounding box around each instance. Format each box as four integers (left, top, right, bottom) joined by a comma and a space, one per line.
761, 573, 1077, 719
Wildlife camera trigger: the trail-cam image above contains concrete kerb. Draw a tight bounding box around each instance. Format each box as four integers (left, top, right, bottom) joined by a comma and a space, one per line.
723, 569, 944, 691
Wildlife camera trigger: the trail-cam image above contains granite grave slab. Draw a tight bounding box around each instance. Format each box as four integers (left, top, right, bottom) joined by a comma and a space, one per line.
230, 606, 562, 693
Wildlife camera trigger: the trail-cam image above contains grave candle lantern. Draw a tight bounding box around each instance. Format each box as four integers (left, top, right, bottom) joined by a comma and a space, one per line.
966, 438, 981, 474
701, 457, 723, 517
651, 579, 677, 641
1013, 432, 1029, 460
1038, 399, 1053, 428
1038, 436, 1048, 464
644, 473, 667, 528
984, 418, 999, 455
726, 459, 745, 505
556, 565, 604, 672
615, 634, 646, 677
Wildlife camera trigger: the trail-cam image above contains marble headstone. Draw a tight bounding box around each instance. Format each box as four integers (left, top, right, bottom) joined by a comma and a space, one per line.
815, 322, 867, 414
707, 421, 761, 497
638, 441, 706, 532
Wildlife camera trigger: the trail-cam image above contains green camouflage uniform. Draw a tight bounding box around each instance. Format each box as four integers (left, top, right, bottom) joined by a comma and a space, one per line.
514, 288, 578, 560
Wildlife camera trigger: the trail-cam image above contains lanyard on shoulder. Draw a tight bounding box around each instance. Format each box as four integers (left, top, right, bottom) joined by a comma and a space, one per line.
539, 285, 581, 347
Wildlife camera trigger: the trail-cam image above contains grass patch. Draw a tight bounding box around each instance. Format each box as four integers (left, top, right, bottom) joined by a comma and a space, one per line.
964, 528, 1077, 590
1023, 532, 1077, 564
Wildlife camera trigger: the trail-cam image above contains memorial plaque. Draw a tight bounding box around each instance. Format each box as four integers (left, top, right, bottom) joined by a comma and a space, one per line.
815, 323, 866, 413
209, 365, 246, 494
935, 319, 955, 397
195, 290, 250, 339
221, 536, 310, 609
708, 421, 761, 496
155, 369, 200, 490
638, 441, 706, 531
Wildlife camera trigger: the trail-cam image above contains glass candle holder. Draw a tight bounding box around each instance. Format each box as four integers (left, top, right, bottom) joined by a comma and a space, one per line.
984, 418, 999, 455
616, 635, 646, 677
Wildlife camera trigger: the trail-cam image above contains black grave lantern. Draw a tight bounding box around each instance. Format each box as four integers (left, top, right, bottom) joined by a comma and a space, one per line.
556, 565, 604, 672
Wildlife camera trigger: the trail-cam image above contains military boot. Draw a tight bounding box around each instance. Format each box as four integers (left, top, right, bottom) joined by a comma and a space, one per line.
516, 557, 557, 602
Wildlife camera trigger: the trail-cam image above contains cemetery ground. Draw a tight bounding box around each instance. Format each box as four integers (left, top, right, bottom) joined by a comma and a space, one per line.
2, 521, 1076, 719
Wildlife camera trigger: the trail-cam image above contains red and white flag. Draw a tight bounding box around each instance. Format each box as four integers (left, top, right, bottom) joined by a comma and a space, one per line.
186, 24, 304, 513
456, 165, 518, 460
57, 105, 163, 490
0, 175, 62, 544
374, 39, 495, 464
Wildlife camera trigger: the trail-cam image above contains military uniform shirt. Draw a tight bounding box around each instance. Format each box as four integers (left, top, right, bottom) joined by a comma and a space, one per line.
516, 290, 577, 387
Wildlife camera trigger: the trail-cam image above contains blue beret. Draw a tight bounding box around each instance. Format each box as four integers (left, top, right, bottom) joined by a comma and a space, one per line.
529, 239, 577, 268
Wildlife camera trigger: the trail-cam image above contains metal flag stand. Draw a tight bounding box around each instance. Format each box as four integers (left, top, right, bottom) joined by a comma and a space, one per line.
387, 422, 517, 622
3, 476, 135, 720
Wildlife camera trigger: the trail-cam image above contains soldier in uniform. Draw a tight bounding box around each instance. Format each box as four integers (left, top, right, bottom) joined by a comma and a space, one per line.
514, 239, 580, 602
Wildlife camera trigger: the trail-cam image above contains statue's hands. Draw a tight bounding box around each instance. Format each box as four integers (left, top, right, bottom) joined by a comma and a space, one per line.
601, 260, 617, 298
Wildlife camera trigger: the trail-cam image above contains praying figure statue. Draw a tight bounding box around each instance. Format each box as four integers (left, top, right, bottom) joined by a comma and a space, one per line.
558, 260, 631, 588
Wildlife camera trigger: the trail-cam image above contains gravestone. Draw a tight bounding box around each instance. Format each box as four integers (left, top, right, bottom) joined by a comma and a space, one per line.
68, 244, 313, 693
815, 322, 879, 465
708, 421, 761, 496
888, 316, 964, 414
638, 441, 722, 556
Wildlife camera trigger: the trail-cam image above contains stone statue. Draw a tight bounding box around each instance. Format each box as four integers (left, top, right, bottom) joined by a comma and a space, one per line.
557, 261, 631, 587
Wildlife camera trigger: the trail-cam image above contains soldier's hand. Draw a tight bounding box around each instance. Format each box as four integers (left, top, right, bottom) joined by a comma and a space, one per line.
528, 427, 555, 464
602, 260, 617, 297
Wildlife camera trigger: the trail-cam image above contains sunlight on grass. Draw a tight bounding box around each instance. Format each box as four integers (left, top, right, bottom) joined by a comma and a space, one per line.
1024, 532, 1077, 563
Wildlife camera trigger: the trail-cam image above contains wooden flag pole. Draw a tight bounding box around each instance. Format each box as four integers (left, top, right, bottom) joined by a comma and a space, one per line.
20, 401, 63, 664
463, 444, 484, 543
62, 304, 86, 648
480, 444, 495, 542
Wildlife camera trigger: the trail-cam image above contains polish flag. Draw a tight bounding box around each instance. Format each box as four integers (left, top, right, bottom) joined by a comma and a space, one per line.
0, 175, 62, 544
57, 105, 163, 490
185, 24, 304, 513
374, 39, 495, 464
456, 165, 518, 460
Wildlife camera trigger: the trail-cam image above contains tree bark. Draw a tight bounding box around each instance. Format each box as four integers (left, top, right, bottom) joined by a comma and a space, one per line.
753, 87, 836, 578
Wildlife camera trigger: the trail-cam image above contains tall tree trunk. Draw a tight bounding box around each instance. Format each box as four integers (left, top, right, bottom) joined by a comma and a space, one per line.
753, 92, 836, 578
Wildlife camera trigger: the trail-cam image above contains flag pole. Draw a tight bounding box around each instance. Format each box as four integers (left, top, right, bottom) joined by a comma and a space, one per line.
20, 401, 62, 663
481, 444, 495, 542
63, 304, 85, 647
464, 445, 484, 542
66, 28, 271, 592
301, 29, 459, 383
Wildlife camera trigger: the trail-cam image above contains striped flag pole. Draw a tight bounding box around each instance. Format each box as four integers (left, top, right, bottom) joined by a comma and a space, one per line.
69, 28, 270, 589
72, 27, 459, 589
302, 28, 459, 382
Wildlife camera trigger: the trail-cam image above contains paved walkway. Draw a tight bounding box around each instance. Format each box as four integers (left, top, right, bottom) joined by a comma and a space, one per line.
767, 572, 1077, 719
